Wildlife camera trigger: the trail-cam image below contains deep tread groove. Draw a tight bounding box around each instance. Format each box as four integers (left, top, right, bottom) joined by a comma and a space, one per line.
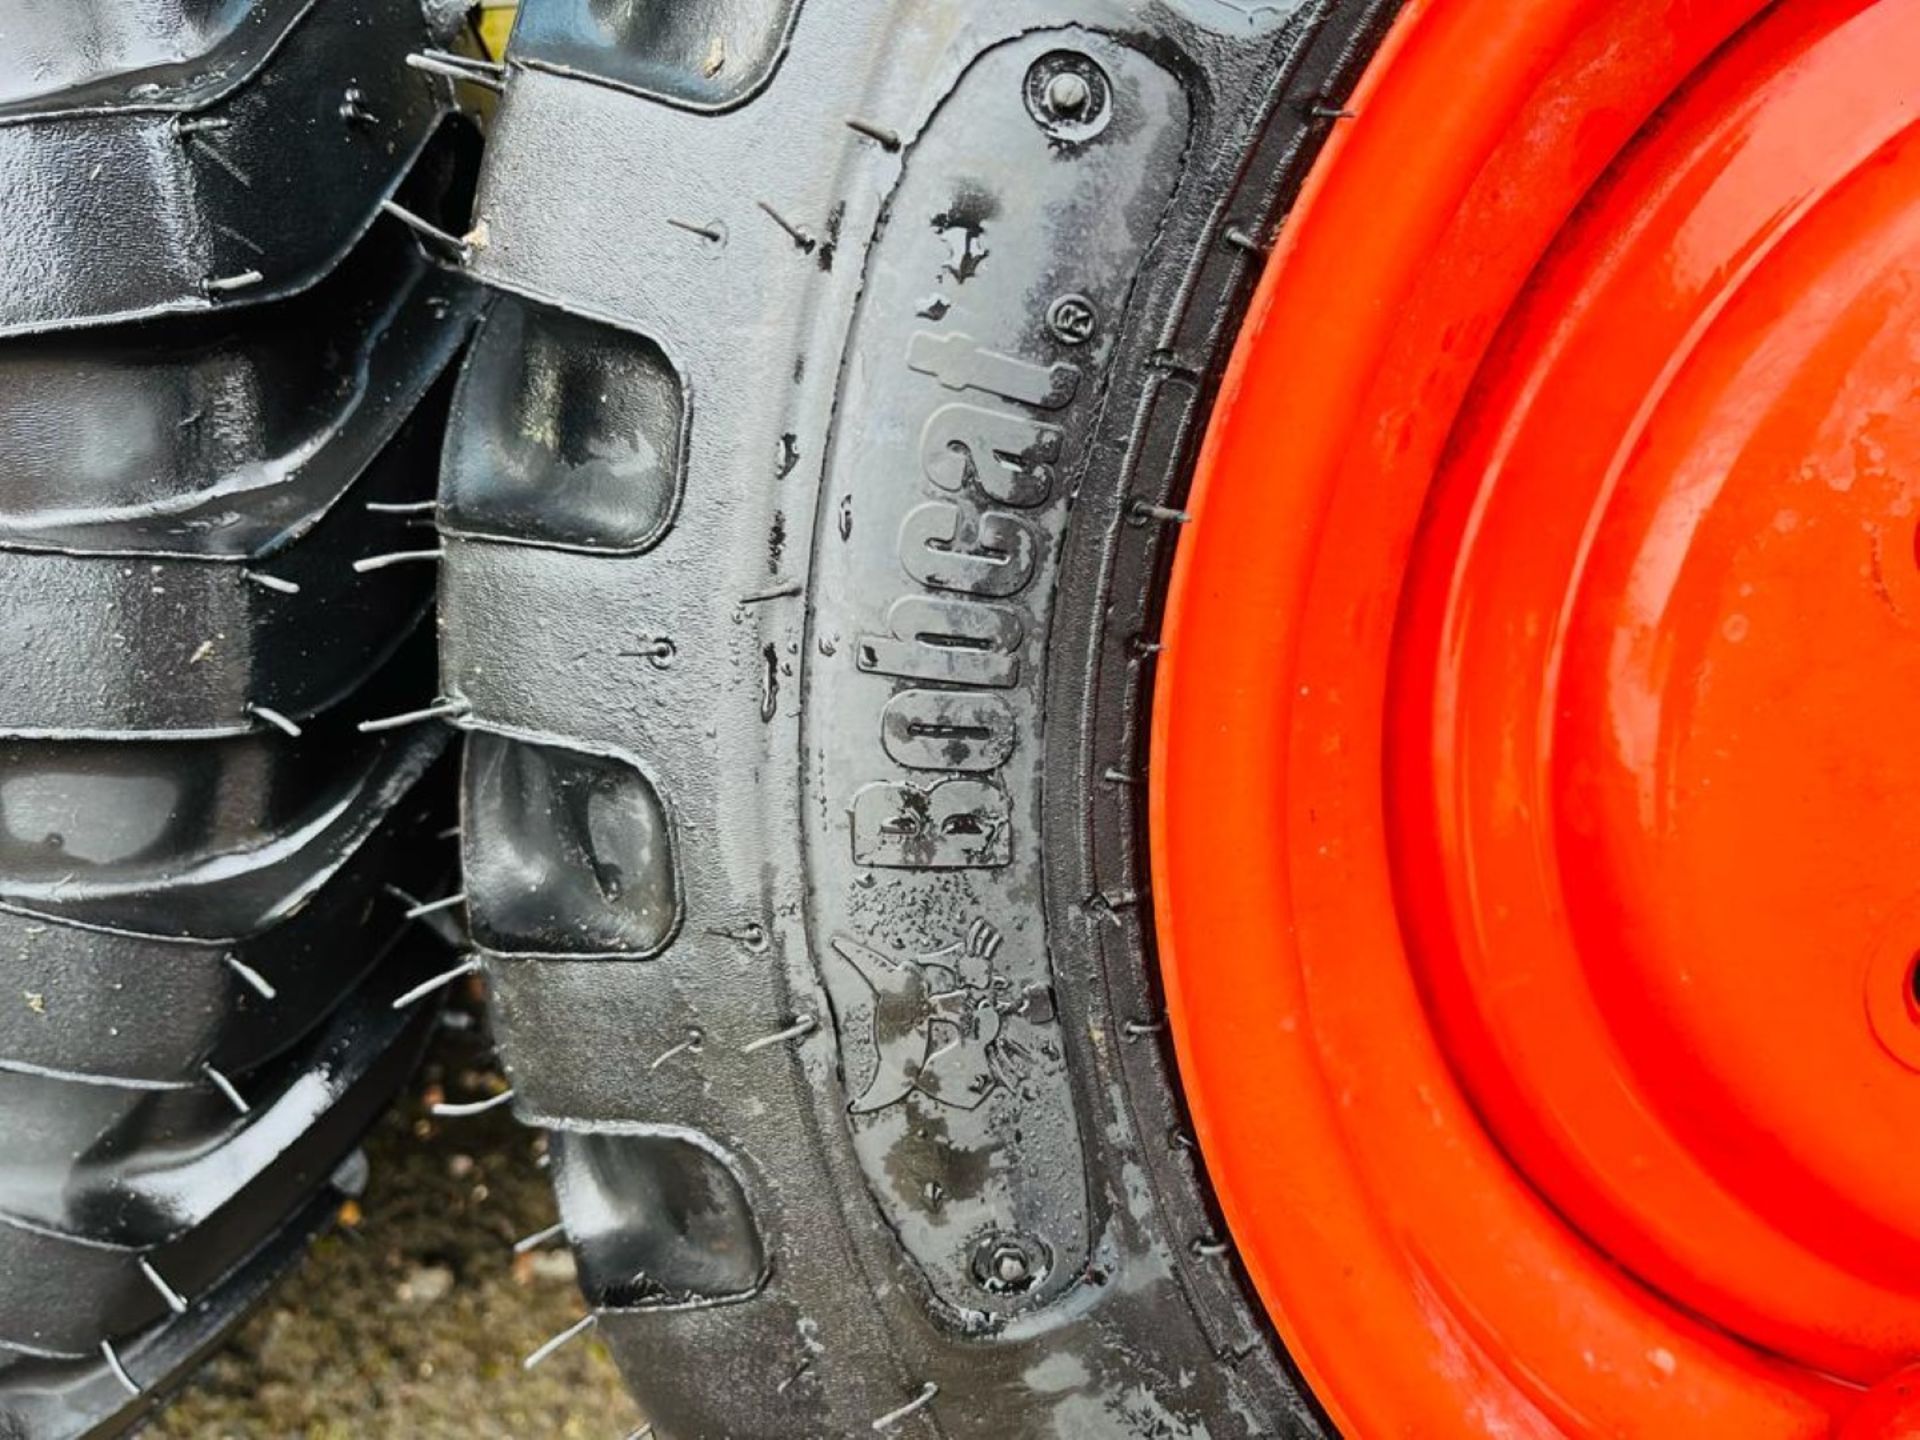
0, 6, 485, 1434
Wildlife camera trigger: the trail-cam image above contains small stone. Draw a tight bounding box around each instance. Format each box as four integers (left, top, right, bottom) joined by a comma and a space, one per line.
396, 1264, 455, 1305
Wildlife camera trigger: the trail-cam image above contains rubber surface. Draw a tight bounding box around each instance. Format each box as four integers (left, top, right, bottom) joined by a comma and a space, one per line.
0, 5, 480, 1435
441, 2, 1396, 1434
0, 0, 461, 338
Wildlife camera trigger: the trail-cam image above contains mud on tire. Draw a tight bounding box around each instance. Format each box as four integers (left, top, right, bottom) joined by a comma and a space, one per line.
443, 3, 1395, 1435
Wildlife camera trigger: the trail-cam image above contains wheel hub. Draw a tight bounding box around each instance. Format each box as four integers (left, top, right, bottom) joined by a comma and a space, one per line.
1151, 0, 1920, 1433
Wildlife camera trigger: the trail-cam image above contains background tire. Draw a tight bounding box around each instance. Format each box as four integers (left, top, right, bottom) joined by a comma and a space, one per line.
440, 2, 1396, 1435
0, 4, 483, 1435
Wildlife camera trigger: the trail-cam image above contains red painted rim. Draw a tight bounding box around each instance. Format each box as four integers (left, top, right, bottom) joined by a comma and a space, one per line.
1149, 0, 1920, 1433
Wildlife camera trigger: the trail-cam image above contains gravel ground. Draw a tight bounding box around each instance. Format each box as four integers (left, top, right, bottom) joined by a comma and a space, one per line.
153, 992, 646, 1439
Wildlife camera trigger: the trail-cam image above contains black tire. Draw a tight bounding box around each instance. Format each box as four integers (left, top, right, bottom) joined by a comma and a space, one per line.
0, 4, 482, 1435
443, 3, 1395, 1435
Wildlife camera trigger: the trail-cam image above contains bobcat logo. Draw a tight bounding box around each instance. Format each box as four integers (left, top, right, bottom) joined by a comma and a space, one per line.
825, 921, 1020, 1113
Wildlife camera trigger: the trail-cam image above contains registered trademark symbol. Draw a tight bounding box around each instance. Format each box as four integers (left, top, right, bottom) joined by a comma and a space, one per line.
1046, 293, 1097, 346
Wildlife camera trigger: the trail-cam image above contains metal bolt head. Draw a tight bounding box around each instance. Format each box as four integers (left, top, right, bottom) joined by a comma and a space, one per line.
1045, 71, 1091, 116
971, 1231, 1051, 1296
1024, 52, 1113, 144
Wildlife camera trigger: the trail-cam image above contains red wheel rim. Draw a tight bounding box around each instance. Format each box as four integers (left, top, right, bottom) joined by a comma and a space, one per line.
1149, 0, 1920, 1434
